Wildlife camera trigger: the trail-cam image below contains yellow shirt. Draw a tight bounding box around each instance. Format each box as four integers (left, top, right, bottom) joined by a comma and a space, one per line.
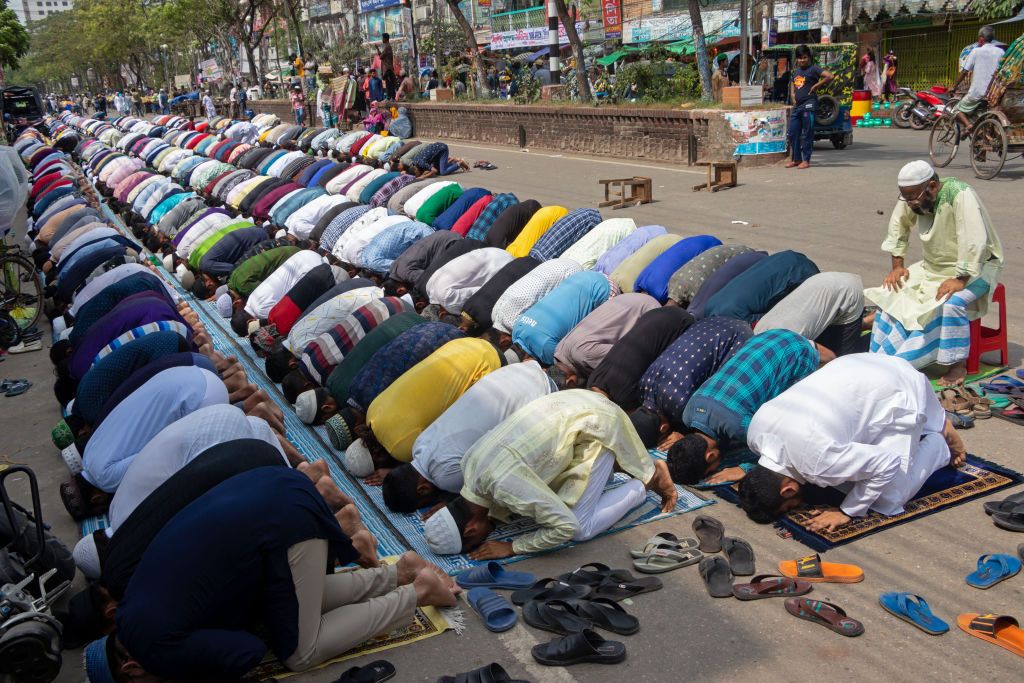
461, 389, 656, 554
506, 206, 568, 258
367, 338, 502, 463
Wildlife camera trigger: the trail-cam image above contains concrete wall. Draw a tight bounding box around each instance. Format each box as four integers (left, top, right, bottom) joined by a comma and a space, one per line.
251, 99, 789, 167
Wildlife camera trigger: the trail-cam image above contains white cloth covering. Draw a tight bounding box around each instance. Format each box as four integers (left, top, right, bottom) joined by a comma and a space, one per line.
424, 247, 514, 314
748, 353, 950, 518
244, 250, 325, 318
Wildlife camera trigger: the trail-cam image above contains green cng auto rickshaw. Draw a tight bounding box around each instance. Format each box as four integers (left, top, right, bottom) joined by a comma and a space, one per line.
750, 42, 857, 149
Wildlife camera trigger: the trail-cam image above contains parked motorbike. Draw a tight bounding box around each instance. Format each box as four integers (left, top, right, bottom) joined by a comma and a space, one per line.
900, 86, 951, 130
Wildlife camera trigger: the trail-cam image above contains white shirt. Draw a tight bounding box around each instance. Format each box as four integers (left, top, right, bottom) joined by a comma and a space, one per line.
425, 247, 514, 314
107, 405, 284, 535
411, 361, 555, 491
176, 212, 234, 259
267, 151, 305, 178
202, 94, 216, 118
965, 42, 1004, 100
345, 167, 387, 203
325, 164, 373, 195
404, 181, 457, 219
331, 207, 388, 263
285, 194, 351, 240
748, 353, 949, 518
245, 249, 325, 318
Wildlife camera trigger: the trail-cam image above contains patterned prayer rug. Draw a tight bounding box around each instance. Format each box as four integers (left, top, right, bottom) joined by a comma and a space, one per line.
712, 454, 1023, 552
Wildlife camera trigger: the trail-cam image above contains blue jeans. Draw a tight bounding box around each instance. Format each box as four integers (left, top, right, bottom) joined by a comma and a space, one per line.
435, 148, 460, 176
789, 106, 815, 163
294, 108, 305, 125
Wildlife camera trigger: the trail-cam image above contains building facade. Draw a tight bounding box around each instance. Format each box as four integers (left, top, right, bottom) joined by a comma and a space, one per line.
10, 0, 74, 25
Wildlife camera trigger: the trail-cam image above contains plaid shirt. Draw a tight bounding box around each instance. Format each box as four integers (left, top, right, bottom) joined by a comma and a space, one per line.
466, 192, 517, 241
360, 221, 434, 275
369, 173, 417, 209
528, 208, 602, 262
683, 328, 819, 446
320, 205, 372, 252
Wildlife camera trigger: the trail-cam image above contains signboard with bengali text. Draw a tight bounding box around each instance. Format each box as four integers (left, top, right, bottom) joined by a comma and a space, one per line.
359, 0, 401, 12
602, 0, 622, 40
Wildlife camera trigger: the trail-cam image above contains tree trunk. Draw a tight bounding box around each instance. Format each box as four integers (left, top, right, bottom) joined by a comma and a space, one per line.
285, 1, 305, 59
443, 0, 486, 96
243, 40, 260, 83
554, 0, 591, 101
688, 0, 713, 100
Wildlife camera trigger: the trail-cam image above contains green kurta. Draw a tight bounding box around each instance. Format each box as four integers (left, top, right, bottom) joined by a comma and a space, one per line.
864, 178, 1003, 330
415, 184, 463, 227
187, 221, 249, 270
227, 245, 300, 298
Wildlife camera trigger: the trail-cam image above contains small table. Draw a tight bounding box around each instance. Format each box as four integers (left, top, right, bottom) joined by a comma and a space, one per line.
692, 161, 738, 192
599, 177, 653, 209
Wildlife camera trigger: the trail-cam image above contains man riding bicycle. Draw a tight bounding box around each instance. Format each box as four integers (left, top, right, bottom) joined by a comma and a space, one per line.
952, 25, 1003, 135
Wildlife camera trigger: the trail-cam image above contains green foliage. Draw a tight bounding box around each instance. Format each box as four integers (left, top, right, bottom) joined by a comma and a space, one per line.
0, 0, 30, 72
612, 60, 705, 103
420, 18, 468, 59
327, 31, 369, 71
513, 69, 541, 104
970, 0, 1022, 20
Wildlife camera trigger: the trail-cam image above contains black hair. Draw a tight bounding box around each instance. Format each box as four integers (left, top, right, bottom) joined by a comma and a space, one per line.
508, 344, 528, 362
282, 369, 314, 404
448, 496, 473, 541
190, 276, 211, 300
795, 44, 813, 60
628, 407, 661, 449
737, 465, 787, 524
382, 32, 390, 41
381, 278, 404, 296
381, 463, 422, 513
313, 387, 333, 424
666, 433, 711, 485
32, 249, 50, 269
265, 345, 296, 383
230, 307, 252, 337
49, 339, 71, 366
53, 375, 78, 408
546, 364, 571, 390
63, 413, 88, 436
143, 233, 164, 253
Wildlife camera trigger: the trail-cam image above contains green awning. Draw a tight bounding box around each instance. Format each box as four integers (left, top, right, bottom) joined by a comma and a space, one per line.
596, 50, 630, 66
665, 40, 696, 56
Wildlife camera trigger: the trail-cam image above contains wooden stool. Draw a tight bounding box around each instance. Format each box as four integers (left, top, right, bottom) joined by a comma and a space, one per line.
599, 177, 653, 209
693, 161, 738, 192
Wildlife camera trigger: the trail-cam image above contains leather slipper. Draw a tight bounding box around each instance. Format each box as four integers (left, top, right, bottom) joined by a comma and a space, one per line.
993, 509, 1024, 533
778, 553, 864, 583
435, 662, 529, 683
983, 491, 1024, 515
531, 629, 626, 666
334, 660, 395, 683
732, 575, 811, 600
785, 598, 864, 637
722, 537, 756, 576
692, 515, 725, 553
699, 556, 733, 598
510, 578, 590, 606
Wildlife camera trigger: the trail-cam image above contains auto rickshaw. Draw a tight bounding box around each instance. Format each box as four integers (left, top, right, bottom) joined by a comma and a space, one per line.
750, 42, 857, 149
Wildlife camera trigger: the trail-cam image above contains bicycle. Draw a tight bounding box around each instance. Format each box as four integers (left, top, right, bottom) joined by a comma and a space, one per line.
0, 237, 43, 334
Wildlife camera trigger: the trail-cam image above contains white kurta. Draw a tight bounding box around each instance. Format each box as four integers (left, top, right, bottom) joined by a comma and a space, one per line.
425, 247, 515, 314
748, 353, 950, 518
244, 250, 325, 318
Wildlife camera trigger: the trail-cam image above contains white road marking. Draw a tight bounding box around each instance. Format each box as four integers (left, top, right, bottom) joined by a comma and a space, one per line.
447, 141, 707, 175
496, 625, 578, 683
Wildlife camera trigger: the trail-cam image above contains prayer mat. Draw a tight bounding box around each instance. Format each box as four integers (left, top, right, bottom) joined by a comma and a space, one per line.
712, 454, 1023, 552
247, 556, 453, 682
929, 362, 1007, 391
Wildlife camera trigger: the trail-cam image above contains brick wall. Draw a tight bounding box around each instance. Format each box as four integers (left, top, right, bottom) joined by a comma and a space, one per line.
252, 99, 788, 167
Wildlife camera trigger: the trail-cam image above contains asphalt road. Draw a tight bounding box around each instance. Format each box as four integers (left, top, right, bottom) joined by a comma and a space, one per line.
5, 126, 1022, 683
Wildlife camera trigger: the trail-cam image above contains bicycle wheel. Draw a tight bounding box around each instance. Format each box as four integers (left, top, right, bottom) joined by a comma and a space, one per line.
971, 118, 1008, 180
0, 254, 43, 331
929, 116, 960, 167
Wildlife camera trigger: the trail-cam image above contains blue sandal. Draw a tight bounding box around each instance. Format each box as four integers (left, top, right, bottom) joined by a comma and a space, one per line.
467, 587, 518, 632
455, 561, 535, 590
980, 376, 1024, 394
966, 553, 1022, 589
879, 592, 949, 635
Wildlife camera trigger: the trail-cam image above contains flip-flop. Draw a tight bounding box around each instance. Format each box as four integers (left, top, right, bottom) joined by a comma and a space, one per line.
980, 376, 1024, 393
778, 553, 864, 583
785, 598, 864, 637
965, 553, 1022, 589
531, 628, 626, 666
691, 515, 725, 553
992, 508, 1024, 533
879, 592, 949, 635
565, 598, 639, 635
731, 574, 811, 600
555, 563, 633, 587
983, 491, 1024, 516
589, 575, 663, 602
631, 546, 702, 574
334, 660, 396, 683
722, 537, 756, 576
957, 613, 1024, 658
699, 556, 733, 598
455, 561, 535, 590
522, 599, 591, 635
4, 379, 31, 397
510, 578, 590, 606
629, 532, 699, 558
467, 587, 518, 633
995, 405, 1024, 425
435, 662, 529, 683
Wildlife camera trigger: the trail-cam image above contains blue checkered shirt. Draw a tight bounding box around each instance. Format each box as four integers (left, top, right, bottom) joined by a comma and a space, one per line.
466, 193, 517, 241
528, 208, 602, 261
360, 221, 435, 275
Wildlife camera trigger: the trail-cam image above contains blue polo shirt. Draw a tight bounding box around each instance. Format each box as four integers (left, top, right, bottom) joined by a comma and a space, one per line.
512, 271, 612, 365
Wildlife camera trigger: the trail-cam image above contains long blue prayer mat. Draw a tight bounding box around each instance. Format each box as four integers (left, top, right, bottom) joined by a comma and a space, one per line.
91, 194, 714, 574
711, 454, 1023, 553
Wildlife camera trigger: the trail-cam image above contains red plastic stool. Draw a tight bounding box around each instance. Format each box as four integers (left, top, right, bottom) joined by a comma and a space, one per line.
967, 282, 1007, 374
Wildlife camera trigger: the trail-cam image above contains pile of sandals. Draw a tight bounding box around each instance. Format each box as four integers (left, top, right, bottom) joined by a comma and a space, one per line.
978, 370, 1024, 426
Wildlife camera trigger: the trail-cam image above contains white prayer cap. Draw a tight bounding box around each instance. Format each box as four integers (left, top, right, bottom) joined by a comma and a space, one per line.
344, 438, 374, 476
897, 160, 935, 187
61, 443, 82, 476
330, 265, 348, 283
162, 253, 174, 271
294, 389, 318, 424
73, 534, 101, 579
503, 348, 521, 365
275, 229, 287, 239
216, 293, 232, 318
424, 506, 462, 555
215, 284, 229, 299
247, 319, 261, 336
176, 263, 194, 289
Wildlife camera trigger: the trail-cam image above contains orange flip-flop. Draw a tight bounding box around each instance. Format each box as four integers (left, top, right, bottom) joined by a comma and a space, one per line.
958, 613, 1024, 658
778, 553, 864, 583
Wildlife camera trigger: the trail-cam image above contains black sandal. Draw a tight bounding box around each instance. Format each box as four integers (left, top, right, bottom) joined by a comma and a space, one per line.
522, 599, 590, 635
589, 575, 663, 602
722, 537, 756, 576
435, 662, 529, 683
334, 660, 395, 683
511, 578, 590, 606
566, 598, 639, 635
555, 562, 633, 587
531, 629, 626, 666
699, 556, 734, 598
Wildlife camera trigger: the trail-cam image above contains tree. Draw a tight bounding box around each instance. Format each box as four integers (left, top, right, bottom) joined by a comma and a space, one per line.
0, 0, 30, 75
554, 0, 591, 101
967, 0, 1023, 19
442, 0, 486, 96
688, 0, 713, 100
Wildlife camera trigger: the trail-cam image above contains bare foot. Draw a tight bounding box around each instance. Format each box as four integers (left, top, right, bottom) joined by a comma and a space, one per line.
351, 529, 380, 568
943, 419, 967, 467
298, 459, 329, 481
396, 551, 427, 585
242, 388, 269, 412
862, 311, 876, 330
938, 361, 967, 388
316, 476, 350, 511
247, 402, 285, 433
336, 504, 367, 537
412, 567, 458, 607
228, 383, 258, 404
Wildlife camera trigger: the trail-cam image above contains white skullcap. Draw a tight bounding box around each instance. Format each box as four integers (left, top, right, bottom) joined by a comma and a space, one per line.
344, 438, 374, 477
897, 160, 935, 187
216, 293, 232, 318
176, 263, 194, 289
247, 319, 261, 336
503, 348, 521, 365
162, 253, 174, 271
330, 265, 348, 283
61, 443, 82, 476
275, 229, 287, 239
294, 389, 318, 424
424, 507, 462, 555
73, 534, 101, 579
215, 284, 229, 299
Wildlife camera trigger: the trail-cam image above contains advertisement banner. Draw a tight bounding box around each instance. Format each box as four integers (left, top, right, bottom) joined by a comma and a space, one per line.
723, 110, 787, 155
364, 7, 405, 41
198, 59, 223, 82
359, 0, 401, 12
602, 0, 621, 40
489, 22, 584, 50
791, 10, 809, 31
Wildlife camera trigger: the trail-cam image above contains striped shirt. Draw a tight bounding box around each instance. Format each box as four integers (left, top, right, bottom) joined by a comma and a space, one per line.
94, 320, 191, 367
369, 173, 418, 208
319, 205, 372, 252
528, 208, 603, 262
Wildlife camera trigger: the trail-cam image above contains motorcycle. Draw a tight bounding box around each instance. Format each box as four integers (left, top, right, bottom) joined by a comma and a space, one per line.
907, 86, 951, 130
